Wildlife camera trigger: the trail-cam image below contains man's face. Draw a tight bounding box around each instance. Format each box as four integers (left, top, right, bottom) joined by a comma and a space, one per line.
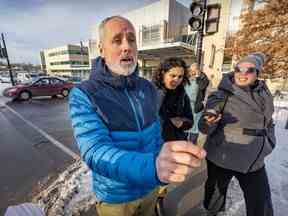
99, 18, 137, 76
234, 62, 258, 87
189, 64, 198, 78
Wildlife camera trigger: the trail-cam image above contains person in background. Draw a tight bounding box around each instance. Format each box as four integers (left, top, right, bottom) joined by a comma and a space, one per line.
185, 63, 209, 144
69, 16, 206, 216
199, 52, 275, 216
152, 57, 194, 215
153, 57, 193, 142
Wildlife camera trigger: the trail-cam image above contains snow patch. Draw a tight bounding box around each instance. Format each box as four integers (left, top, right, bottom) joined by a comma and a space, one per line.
34, 160, 96, 216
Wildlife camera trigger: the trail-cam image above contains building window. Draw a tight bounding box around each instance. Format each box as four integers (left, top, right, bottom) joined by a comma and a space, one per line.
50, 61, 89, 66
142, 24, 161, 45
209, 44, 216, 68
48, 49, 88, 57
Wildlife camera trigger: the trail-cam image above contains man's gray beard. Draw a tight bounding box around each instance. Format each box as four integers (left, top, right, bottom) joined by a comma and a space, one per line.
107, 63, 137, 76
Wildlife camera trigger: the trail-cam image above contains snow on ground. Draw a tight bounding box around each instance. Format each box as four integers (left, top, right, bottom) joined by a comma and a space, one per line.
33, 98, 288, 216
34, 161, 95, 216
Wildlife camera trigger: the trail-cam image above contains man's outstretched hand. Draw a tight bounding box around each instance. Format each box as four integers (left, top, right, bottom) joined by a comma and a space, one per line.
156, 141, 206, 183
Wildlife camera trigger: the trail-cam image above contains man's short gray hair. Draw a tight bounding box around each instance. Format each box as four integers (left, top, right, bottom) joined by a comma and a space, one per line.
190, 63, 200, 70
98, 16, 134, 43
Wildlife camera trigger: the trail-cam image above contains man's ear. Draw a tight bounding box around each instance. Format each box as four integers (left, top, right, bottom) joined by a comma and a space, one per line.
98, 42, 104, 57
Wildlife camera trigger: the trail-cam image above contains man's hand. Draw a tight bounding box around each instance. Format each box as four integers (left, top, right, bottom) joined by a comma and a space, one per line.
204, 113, 222, 125
156, 141, 206, 183
170, 117, 184, 128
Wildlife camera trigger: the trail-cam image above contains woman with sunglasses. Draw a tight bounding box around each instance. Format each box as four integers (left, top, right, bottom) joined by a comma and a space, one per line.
153, 57, 193, 142
199, 52, 275, 216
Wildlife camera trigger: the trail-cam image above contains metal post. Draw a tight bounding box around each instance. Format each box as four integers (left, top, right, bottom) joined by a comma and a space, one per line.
196, 0, 207, 69
80, 41, 84, 79
1, 33, 15, 86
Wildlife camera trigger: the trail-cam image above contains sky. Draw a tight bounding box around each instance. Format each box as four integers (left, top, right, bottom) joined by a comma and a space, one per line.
0, 0, 242, 65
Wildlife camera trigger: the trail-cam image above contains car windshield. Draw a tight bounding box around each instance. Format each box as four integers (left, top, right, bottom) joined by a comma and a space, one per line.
21, 79, 35, 85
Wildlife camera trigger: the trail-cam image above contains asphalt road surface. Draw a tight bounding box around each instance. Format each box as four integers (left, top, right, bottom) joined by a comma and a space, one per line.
0, 95, 79, 214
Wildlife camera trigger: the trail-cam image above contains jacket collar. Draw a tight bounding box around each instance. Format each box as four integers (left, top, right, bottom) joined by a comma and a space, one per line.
89, 57, 139, 89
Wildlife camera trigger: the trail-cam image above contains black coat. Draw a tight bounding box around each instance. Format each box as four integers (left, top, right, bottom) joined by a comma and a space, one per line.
194, 72, 210, 113
157, 86, 193, 141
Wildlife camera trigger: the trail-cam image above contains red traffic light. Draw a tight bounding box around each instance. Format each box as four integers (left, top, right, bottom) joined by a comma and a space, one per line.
190, 2, 204, 16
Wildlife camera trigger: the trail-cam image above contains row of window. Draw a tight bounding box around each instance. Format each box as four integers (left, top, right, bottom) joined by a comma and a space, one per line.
48, 50, 89, 57
50, 61, 89, 66
51, 69, 90, 73
142, 25, 161, 43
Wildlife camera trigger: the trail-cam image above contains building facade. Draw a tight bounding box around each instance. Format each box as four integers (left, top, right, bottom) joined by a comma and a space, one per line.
202, 0, 232, 87
90, 0, 199, 80
40, 44, 90, 79
90, 0, 232, 85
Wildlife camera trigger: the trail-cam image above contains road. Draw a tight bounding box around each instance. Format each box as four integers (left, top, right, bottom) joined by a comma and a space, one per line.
0, 86, 79, 214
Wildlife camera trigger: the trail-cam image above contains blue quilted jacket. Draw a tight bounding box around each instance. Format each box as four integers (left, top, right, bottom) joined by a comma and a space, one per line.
69, 57, 163, 203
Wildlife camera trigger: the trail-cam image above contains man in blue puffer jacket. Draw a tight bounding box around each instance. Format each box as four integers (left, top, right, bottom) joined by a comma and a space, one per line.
69, 16, 206, 216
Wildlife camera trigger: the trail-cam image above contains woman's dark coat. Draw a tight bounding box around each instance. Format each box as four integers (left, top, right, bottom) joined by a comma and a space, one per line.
157, 86, 193, 141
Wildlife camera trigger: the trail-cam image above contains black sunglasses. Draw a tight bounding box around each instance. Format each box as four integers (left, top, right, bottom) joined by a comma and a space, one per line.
234, 66, 258, 74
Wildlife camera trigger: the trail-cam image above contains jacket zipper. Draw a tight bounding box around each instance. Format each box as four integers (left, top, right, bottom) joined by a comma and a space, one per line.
247, 115, 266, 172
124, 89, 142, 131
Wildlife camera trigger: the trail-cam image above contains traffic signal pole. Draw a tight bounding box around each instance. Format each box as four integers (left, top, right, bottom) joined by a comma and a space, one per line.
1, 33, 15, 86
195, 0, 207, 68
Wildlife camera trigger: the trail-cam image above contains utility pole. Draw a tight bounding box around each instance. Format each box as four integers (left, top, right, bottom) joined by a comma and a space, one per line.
1, 33, 15, 86
80, 41, 84, 80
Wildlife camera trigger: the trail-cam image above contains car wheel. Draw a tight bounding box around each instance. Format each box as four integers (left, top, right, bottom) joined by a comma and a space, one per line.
19, 91, 31, 101
61, 89, 69, 97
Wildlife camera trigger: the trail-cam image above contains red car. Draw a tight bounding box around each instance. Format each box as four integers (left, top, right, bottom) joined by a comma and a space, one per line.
3, 76, 75, 100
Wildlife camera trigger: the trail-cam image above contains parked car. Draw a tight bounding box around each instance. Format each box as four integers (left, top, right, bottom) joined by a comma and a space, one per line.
3, 76, 74, 100
0, 74, 12, 83
67, 76, 82, 84
60, 75, 82, 84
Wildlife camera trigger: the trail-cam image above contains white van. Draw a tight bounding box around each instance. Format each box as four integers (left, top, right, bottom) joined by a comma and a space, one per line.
17, 73, 32, 83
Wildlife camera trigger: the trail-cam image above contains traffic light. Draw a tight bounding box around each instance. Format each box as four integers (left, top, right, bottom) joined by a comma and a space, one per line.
205, 4, 221, 34
189, 1, 205, 31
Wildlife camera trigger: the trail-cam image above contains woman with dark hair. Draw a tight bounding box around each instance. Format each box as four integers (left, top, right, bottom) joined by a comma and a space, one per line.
153, 57, 193, 141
